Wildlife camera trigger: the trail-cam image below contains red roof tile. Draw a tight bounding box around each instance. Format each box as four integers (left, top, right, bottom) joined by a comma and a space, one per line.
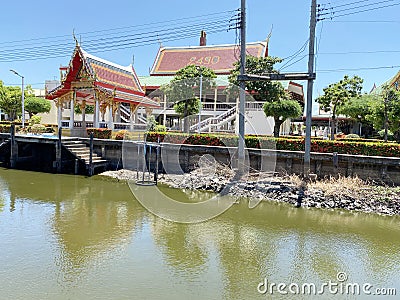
150, 42, 268, 75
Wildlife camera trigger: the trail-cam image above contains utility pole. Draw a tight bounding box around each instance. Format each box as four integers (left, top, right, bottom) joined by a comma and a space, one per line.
303, 0, 317, 177
238, 0, 246, 173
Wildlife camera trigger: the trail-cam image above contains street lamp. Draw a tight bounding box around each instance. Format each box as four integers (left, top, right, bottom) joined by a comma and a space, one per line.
10, 69, 25, 128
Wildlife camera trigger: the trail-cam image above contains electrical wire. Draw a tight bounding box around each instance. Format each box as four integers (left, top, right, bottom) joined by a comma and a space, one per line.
0, 16, 235, 62
278, 39, 309, 71
332, 3, 400, 18
318, 1, 400, 20
317, 65, 400, 73
0, 9, 236, 47
331, 0, 398, 14
328, 0, 395, 10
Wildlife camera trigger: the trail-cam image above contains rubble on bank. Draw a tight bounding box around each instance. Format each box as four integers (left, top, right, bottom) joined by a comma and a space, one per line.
99, 165, 400, 217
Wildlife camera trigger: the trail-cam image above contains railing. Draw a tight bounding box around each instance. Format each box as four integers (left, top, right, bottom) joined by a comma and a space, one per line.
137, 115, 147, 124
190, 106, 237, 132
200, 102, 263, 111
119, 104, 131, 123
61, 121, 146, 131
246, 101, 264, 111
202, 102, 235, 111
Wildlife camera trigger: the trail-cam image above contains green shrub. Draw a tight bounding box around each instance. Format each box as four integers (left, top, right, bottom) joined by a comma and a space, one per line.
154, 124, 166, 132
378, 129, 395, 141
86, 128, 112, 139
0, 124, 11, 133
146, 132, 400, 157
345, 133, 360, 139
29, 124, 46, 134
29, 115, 42, 126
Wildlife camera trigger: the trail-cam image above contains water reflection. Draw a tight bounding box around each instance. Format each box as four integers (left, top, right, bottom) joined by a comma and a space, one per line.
0, 168, 399, 299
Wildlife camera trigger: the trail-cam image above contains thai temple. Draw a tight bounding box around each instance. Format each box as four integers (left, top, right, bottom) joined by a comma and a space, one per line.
46, 32, 304, 135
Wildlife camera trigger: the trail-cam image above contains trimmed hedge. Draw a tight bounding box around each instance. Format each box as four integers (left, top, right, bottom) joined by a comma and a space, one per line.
0, 124, 11, 133
146, 132, 400, 157
86, 128, 112, 139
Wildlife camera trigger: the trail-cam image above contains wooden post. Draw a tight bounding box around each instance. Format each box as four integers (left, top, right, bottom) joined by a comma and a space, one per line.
74, 159, 79, 175
333, 152, 338, 175
154, 137, 160, 184
347, 161, 353, 177
10, 124, 17, 168
315, 160, 322, 176
286, 158, 293, 173
56, 127, 62, 173
89, 132, 94, 176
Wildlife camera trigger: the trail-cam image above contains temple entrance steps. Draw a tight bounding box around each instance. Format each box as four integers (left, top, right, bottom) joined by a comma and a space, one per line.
119, 103, 147, 124
190, 106, 237, 132
62, 139, 108, 167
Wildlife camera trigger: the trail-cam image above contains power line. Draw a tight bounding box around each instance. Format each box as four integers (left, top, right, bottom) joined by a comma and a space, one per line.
326, 20, 400, 23
319, 50, 400, 55
332, 3, 400, 19
318, 1, 400, 21
329, 0, 395, 10
317, 65, 400, 73
0, 17, 231, 53
0, 16, 235, 62
278, 39, 309, 71
0, 9, 237, 47
331, 0, 398, 14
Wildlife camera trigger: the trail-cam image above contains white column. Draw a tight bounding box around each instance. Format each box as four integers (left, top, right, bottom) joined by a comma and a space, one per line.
69, 92, 75, 129
116, 103, 121, 123
82, 101, 86, 130
163, 94, 167, 125
108, 104, 113, 130
94, 98, 100, 128
57, 101, 62, 129
214, 88, 218, 111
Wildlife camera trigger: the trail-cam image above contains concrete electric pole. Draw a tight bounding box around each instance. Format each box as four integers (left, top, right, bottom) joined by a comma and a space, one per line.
238, 0, 246, 173
303, 0, 317, 177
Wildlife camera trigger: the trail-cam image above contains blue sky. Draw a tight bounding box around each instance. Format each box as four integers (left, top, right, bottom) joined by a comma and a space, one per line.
1, 0, 400, 110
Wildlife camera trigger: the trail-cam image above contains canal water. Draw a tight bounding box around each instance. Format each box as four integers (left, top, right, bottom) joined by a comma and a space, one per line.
0, 168, 399, 299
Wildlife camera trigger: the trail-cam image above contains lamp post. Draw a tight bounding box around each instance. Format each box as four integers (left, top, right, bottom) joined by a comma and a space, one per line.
10, 69, 25, 128
196, 66, 203, 133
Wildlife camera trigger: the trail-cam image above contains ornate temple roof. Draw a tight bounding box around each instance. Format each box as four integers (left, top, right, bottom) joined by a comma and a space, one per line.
150, 41, 268, 76
46, 45, 159, 107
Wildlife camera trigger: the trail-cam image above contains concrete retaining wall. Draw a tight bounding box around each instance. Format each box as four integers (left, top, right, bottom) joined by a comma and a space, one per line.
1, 133, 400, 184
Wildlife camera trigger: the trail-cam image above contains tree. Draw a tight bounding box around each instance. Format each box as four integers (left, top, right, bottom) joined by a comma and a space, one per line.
227, 55, 302, 137
162, 65, 216, 132
263, 99, 302, 137
75, 104, 94, 114
339, 94, 377, 137
0, 84, 22, 120
339, 94, 376, 124
228, 55, 285, 101
25, 96, 51, 118
365, 85, 400, 141
316, 75, 363, 140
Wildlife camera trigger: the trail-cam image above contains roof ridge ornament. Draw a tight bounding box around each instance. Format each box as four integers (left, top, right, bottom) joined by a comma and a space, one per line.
73, 29, 79, 46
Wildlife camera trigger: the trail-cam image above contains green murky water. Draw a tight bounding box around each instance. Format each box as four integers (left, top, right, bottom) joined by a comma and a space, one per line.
0, 168, 399, 299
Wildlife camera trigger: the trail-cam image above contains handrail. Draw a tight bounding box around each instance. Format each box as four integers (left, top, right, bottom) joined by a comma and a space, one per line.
190, 106, 237, 132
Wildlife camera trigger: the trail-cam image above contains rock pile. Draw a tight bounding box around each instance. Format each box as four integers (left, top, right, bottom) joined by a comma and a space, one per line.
98, 165, 400, 216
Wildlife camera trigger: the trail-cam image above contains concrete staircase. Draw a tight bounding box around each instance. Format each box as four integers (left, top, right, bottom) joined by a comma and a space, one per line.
190, 106, 237, 133
62, 139, 108, 169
